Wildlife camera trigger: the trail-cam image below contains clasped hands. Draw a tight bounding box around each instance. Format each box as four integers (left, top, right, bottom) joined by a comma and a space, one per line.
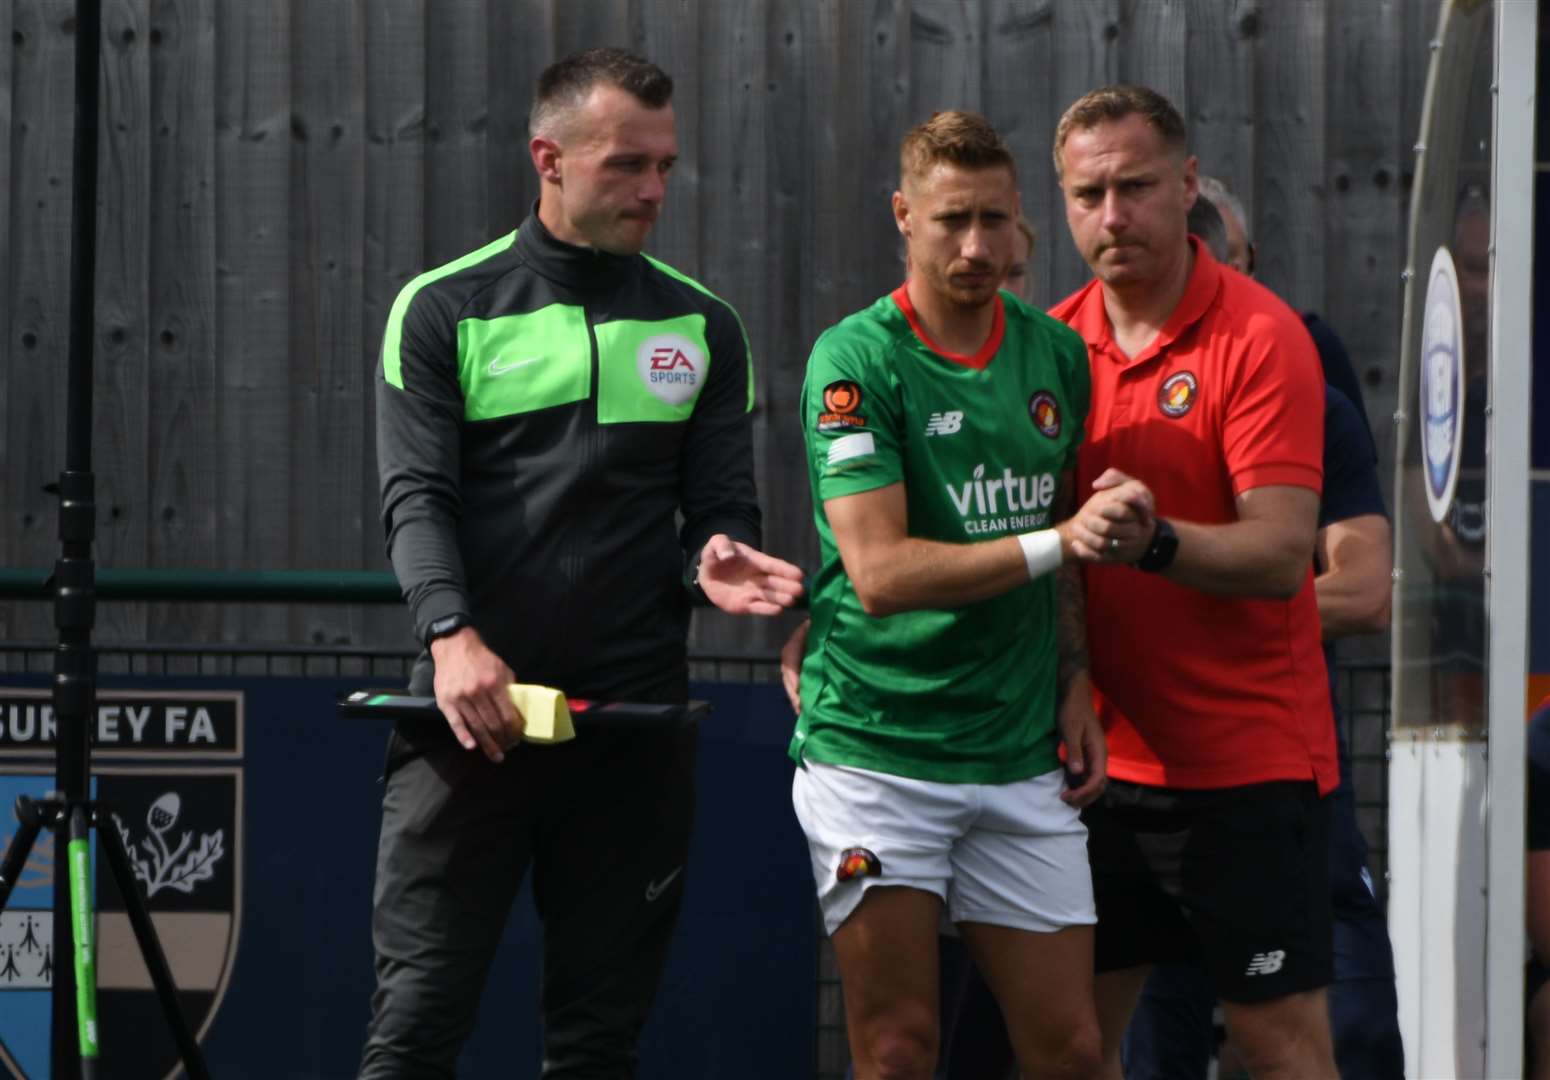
1058, 468, 1157, 566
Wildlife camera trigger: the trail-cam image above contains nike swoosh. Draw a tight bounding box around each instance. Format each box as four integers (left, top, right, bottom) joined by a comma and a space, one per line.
487, 355, 543, 376
644, 866, 683, 902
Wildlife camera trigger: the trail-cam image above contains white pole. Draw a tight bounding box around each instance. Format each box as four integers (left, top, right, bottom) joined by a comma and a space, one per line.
1484, 1, 1535, 1075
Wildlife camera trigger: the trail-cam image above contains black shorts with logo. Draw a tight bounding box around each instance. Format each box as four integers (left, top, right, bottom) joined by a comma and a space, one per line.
1083, 778, 1334, 1003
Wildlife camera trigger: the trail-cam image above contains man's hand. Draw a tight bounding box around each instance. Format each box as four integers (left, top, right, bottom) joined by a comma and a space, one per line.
697, 535, 806, 615
780, 618, 811, 714
430, 626, 522, 763
1059, 468, 1156, 563
1058, 671, 1107, 807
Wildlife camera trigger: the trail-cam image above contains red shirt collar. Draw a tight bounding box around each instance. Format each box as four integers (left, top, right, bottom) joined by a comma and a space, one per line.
890, 284, 1005, 370
1064, 236, 1223, 365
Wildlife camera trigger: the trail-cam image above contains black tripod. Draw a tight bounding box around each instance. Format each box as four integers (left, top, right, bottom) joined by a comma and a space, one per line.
0, 2, 209, 1076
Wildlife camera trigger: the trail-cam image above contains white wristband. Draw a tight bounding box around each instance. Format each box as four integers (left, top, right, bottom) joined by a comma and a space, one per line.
1016, 529, 1064, 581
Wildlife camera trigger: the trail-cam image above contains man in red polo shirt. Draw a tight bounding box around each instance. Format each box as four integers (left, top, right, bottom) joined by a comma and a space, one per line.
1047, 85, 1340, 1080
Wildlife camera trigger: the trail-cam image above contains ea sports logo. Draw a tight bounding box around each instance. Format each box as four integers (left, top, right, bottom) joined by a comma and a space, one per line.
1158, 371, 1199, 418
637, 334, 704, 406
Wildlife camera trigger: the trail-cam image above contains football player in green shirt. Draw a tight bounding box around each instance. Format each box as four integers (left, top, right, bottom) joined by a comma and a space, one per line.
789, 110, 1152, 1079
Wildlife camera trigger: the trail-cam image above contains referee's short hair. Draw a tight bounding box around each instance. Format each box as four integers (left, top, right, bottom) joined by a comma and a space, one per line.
900, 110, 1017, 191
530, 47, 673, 140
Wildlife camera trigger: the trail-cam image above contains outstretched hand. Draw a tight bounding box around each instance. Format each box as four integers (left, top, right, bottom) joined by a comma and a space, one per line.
697, 535, 806, 615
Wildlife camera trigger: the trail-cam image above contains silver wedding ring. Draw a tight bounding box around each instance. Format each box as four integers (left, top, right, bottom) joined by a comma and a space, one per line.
1109, 537, 1120, 552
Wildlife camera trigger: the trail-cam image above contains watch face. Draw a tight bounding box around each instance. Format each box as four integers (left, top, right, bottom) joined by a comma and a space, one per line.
428, 615, 467, 641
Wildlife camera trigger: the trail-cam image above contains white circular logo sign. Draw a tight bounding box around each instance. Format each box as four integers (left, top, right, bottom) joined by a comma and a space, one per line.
1419, 247, 1466, 524
637, 334, 704, 407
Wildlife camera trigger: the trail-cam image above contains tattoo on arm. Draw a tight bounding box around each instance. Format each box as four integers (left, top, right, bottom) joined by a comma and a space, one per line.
1055, 476, 1088, 700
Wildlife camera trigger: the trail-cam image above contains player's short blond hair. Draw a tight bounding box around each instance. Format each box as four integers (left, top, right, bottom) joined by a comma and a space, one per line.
900, 110, 1017, 190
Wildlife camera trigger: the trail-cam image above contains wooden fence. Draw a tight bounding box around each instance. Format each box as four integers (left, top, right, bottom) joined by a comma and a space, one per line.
0, 0, 1442, 656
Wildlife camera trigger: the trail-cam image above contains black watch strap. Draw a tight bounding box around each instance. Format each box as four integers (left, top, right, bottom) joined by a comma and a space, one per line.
1134, 518, 1179, 573
424, 612, 472, 648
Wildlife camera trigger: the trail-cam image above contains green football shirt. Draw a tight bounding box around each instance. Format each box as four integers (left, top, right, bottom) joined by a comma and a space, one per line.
790, 287, 1091, 784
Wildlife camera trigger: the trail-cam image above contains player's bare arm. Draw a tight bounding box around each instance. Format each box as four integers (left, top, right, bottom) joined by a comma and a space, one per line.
779, 618, 810, 714
1313, 513, 1392, 639
1054, 474, 1107, 807
824, 477, 1152, 617
1054, 473, 1091, 697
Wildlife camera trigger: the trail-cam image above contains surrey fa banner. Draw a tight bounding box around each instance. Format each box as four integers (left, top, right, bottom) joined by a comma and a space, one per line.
0, 690, 242, 1080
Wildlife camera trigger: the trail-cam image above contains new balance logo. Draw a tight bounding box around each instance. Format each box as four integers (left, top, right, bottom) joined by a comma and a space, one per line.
1244, 949, 1286, 976
925, 410, 964, 436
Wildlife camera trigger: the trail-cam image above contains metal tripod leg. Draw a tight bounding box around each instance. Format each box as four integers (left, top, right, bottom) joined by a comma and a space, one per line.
94, 804, 212, 1080
66, 805, 99, 1080
0, 795, 50, 914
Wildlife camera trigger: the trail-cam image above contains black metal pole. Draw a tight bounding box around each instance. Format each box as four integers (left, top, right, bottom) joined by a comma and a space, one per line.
51, 2, 102, 1076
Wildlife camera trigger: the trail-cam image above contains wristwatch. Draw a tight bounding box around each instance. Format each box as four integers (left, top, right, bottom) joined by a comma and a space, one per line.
424, 612, 472, 648
1134, 518, 1179, 573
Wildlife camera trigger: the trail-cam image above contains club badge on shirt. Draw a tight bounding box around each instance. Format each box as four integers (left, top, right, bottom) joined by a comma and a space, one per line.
835, 846, 882, 883
1159, 371, 1199, 418
1028, 390, 1062, 438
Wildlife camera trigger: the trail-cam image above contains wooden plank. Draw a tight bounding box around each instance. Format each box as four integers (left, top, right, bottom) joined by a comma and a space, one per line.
6, 0, 88, 644
1325, 0, 1403, 493
859, 0, 911, 297
423, 0, 487, 266
552, 0, 629, 54
289, 0, 367, 647
634, 0, 701, 275
1253, 0, 1326, 313
1119, 0, 1186, 112
1184, 0, 1257, 224
147, 0, 220, 642
1047, 0, 1122, 300
484, 0, 550, 235
909, 0, 981, 116
764, 0, 822, 586
92, 0, 153, 644
213, 0, 291, 644
686, 0, 767, 658
0, 0, 18, 648
360, 0, 425, 649
984, 0, 1057, 307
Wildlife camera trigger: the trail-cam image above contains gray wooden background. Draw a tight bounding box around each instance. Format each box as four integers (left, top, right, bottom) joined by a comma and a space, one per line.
0, 0, 1442, 658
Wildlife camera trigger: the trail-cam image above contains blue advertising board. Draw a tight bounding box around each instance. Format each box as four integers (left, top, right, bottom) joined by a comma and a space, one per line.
0, 677, 814, 1078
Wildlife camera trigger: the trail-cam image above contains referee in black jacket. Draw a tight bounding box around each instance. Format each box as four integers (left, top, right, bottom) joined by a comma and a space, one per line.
361, 47, 803, 1079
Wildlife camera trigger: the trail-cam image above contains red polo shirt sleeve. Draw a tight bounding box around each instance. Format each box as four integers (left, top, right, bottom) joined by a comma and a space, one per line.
1223, 309, 1325, 496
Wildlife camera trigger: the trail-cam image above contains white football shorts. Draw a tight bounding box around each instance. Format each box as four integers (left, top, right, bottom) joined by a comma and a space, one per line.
792, 759, 1096, 936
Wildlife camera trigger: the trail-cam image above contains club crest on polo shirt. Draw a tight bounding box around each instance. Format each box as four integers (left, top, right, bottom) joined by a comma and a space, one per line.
637, 333, 704, 406
1159, 371, 1199, 418
817, 379, 868, 431
1028, 391, 1062, 437
835, 847, 881, 883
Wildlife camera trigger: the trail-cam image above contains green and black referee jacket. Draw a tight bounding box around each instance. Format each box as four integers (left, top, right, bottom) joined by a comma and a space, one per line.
376, 209, 762, 706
